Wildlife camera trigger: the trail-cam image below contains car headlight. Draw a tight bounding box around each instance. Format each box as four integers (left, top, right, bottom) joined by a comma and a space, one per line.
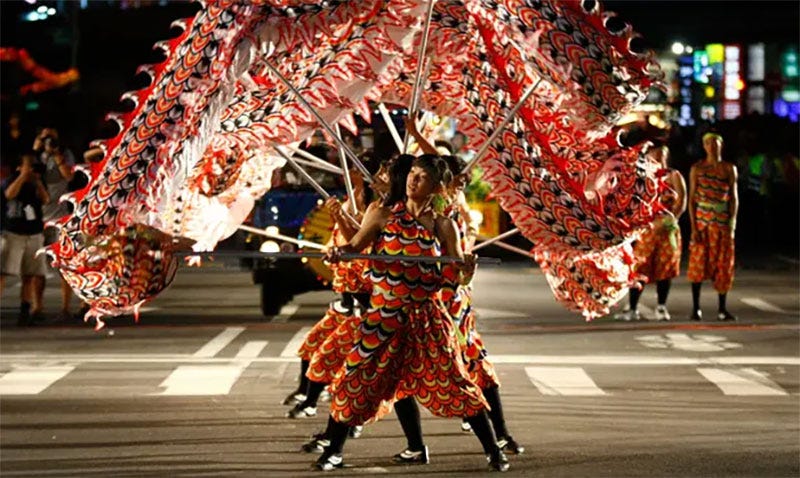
265, 226, 280, 236
260, 240, 280, 253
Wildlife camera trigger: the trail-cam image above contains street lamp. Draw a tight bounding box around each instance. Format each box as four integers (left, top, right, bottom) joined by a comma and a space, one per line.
671, 42, 685, 55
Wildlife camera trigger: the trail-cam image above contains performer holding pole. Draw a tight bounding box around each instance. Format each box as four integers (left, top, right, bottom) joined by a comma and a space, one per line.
687, 133, 738, 321
314, 154, 509, 472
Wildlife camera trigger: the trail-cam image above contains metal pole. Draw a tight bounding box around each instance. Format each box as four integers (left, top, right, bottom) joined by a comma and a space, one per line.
262, 60, 373, 182
472, 228, 520, 251
238, 225, 325, 250
485, 240, 536, 260
290, 155, 343, 175
403, 0, 436, 152
334, 123, 358, 214
461, 76, 544, 175
378, 103, 404, 153
289, 147, 343, 174
177, 250, 502, 265
273, 146, 360, 227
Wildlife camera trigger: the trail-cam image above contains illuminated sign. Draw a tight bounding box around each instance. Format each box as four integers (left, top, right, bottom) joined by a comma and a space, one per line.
678, 54, 695, 126
693, 50, 711, 84
782, 47, 799, 78
748, 43, 765, 81
722, 45, 742, 119
707, 44, 725, 64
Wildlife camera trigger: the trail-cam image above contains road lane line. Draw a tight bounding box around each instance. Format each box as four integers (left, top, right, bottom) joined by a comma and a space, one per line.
235, 341, 268, 359
524, 366, 606, 396
0, 365, 76, 395
192, 327, 245, 357
280, 326, 312, 357
697, 367, 788, 396
270, 304, 300, 323
741, 297, 788, 314
2, 354, 799, 366
156, 365, 246, 395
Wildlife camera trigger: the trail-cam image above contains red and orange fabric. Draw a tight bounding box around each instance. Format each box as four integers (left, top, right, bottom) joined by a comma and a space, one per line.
687, 166, 735, 292
329, 203, 487, 426
439, 204, 499, 390
299, 221, 371, 363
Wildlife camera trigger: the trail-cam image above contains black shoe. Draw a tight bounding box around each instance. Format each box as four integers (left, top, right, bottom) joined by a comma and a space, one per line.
301, 433, 330, 454
487, 447, 510, 472
286, 403, 317, 419
348, 425, 363, 438
30, 311, 46, 324
497, 436, 524, 455
392, 446, 429, 464
282, 391, 306, 406
315, 451, 344, 471
690, 310, 703, 321
717, 310, 737, 321
17, 302, 31, 326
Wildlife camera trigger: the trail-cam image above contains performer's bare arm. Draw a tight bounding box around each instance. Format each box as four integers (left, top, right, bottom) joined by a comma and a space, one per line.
435, 215, 464, 259
457, 191, 478, 251
727, 163, 739, 232
340, 202, 389, 253
688, 165, 698, 240
404, 117, 438, 155
669, 170, 688, 218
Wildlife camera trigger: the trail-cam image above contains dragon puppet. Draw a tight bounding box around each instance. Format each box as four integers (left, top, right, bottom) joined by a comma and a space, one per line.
45, 0, 666, 328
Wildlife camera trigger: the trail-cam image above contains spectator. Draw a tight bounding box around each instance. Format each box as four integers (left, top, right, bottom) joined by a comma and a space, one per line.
1, 153, 51, 326
32, 127, 80, 322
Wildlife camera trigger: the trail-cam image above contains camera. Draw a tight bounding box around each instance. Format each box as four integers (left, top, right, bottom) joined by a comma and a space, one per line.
43, 136, 60, 150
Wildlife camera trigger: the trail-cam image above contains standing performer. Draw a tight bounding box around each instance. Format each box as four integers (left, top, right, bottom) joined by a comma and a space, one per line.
439, 154, 524, 455
284, 155, 381, 418
619, 145, 687, 321
687, 133, 738, 321
315, 155, 509, 472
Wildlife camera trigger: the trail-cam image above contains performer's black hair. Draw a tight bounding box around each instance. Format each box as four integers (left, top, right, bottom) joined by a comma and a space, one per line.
412, 154, 452, 187
382, 154, 414, 207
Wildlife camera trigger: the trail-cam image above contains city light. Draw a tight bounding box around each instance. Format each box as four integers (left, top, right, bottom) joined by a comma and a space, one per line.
671, 42, 685, 55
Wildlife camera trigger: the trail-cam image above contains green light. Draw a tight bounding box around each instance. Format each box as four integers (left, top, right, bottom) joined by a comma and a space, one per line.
25, 101, 39, 111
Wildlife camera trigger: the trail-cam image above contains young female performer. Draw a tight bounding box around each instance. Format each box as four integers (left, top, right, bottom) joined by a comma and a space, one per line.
314, 154, 509, 472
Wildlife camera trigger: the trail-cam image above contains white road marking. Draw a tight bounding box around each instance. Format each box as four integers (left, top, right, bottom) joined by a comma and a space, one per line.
741, 297, 788, 314
637, 305, 655, 320
192, 327, 245, 358
270, 304, 300, 323
525, 366, 606, 396
1, 354, 798, 366
155, 341, 268, 396
473, 308, 529, 320
280, 326, 312, 357
636, 333, 742, 352
697, 367, 788, 396
0, 365, 76, 395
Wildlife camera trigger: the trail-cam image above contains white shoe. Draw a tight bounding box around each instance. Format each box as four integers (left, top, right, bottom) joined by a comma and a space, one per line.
655, 305, 671, 321
614, 308, 640, 321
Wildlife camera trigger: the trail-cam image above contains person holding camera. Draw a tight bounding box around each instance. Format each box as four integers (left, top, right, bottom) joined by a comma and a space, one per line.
32, 127, 77, 322
1, 153, 50, 326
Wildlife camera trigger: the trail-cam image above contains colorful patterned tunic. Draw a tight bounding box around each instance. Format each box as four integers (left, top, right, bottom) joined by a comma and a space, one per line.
329, 202, 488, 426
687, 163, 736, 292
298, 221, 370, 364
439, 204, 499, 390
632, 169, 682, 283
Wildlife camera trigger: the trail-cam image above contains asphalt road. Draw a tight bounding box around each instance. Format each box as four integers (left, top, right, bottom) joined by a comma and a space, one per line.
1, 261, 798, 477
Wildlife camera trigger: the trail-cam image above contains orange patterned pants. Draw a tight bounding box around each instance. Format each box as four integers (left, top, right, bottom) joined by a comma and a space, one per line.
297, 301, 351, 362
306, 312, 360, 385
329, 303, 488, 426
687, 224, 735, 293
633, 221, 682, 283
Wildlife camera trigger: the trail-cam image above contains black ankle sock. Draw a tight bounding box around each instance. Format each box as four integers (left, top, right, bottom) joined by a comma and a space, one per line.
483, 386, 509, 439
301, 380, 326, 409
298, 360, 310, 395
340, 293, 355, 311
629, 287, 642, 310
395, 397, 424, 451
718, 293, 727, 312
326, 416, 350, 454
656, 280, 671, 305
691, 282, 701, 311
465, 411, 497, 455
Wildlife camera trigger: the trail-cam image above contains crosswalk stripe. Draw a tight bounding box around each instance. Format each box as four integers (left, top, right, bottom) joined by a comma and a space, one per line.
524, 366, 607, 396
270, 304, 300, 323
192, 327, 245, 358
741, 297, 788, 314
155, 365, 246, 396
236, 341, 268, 359
280, 326, 312, 357
697, 367, 788, 396
0, 365, 76, 395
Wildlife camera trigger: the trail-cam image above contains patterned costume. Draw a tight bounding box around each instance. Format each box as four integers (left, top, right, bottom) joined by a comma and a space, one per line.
301, 221, 371, 378
329, 203, 487, 426
633, 171, 682, 283
439, 204, 499, 390
687, 165, 735, 293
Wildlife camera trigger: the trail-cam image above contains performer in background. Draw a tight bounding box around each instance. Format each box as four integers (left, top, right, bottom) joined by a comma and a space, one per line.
687, 133, 738, 321
618, 144, 687, 321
